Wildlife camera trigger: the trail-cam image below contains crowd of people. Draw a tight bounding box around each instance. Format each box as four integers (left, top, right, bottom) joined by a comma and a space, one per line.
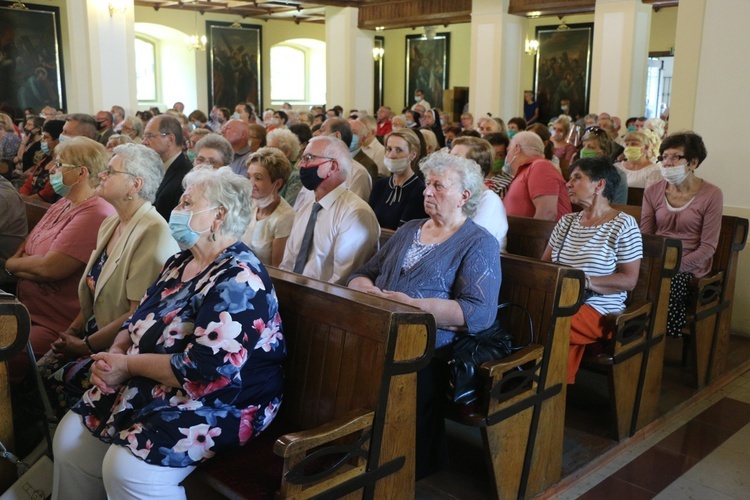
0, 95, 722, 496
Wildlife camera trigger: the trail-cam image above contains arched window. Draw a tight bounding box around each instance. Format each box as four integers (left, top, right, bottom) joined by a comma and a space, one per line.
135, 36, 158, 102
270, 39, 326, 105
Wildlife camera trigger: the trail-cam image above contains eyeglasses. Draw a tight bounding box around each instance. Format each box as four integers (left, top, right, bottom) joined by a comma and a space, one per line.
194, 156, 223, 168
142, 132, 169, 141
657, 154, 687, 163
102, 167, 137, 177
299, 153, 335, 166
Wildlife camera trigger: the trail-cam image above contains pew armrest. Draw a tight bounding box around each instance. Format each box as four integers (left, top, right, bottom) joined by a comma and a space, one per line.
480, 344, 544, 379
273, 409, 374, 458
691, 271, 724, 308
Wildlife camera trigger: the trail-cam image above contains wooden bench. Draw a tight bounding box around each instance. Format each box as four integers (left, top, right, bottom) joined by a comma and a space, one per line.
193, 267, 436, 499
505, 215, 681, 440
627, 186, 644, 207
446, 253, 585, 498
24, 199, 50, 232
0, 295, 32, 491
613, 205, 749, 387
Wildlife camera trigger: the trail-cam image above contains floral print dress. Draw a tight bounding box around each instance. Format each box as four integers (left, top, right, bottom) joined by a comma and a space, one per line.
72, 242, 285, 467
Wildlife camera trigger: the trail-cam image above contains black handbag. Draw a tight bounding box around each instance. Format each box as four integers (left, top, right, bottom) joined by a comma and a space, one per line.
446, 302, 534, 405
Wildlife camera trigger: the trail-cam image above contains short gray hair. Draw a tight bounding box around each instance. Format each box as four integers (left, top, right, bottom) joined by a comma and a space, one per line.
419, 151, 484, 218
182, 166, 253, 239
123, 116, 144, 138
511, 131, 545, 157
358, 114, 377, 135
308, 136, 351, 178
112, 143, 164, 203
194, 133, 234, 165
266, 128, 301, 162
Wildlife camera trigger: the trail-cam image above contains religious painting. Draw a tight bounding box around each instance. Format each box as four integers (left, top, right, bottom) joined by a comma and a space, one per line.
206, 21, 262, 112
534, 23, 594, 125
0, 3, 66, 119
405, 33, 450, 111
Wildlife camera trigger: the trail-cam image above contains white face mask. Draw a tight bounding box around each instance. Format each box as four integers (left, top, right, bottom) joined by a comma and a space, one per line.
659, 164, 690, 185
384, 157, 410, 175
254, 192, 277, 209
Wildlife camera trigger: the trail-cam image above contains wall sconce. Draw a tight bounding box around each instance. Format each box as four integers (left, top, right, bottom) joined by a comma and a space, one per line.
108, 0, 127, 17
372, 47, 384, 61
525, 39, 539, 56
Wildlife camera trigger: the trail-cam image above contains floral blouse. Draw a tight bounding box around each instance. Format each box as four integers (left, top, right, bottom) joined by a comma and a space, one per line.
72, 242, 286, 467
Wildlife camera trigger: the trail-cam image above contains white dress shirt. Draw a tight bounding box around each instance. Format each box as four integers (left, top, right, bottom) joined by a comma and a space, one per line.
293, 160, 372, 211
362, 139, 386, 177
473, 189, 508, 251
280, 184, 380, 285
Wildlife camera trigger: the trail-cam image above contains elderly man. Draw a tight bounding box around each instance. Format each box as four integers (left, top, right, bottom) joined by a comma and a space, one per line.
142, 114, 193, 220
0, 176, 27, 291
193, 133, 234, 169
348, 118, 378, 180
503, 131, 571, 221
110, 105, 126, 132
376, 106, 392, 139
294, 118, 371, 209
460, 112, 474, 131
61, 113, 98, 141
478, 117, 499, 137
120, 116, 144, 143
173, 101, 185, 114
95, 111, 114, 145
280, 136, 379, 285
40, 106, 57, 122
221, 119, 253, 176
234, 102, 255, 123
358, 114, 385, 177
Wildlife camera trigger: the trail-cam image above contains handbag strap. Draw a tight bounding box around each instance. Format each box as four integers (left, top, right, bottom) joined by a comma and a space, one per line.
553, 214, 577, 264
495, 301, 535, 348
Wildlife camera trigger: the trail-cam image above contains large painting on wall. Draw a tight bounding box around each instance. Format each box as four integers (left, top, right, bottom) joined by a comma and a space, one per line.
534, 23, 593, 125
0, 3, 65, 118
206, 21, 262, 112
405, 33, 450, 111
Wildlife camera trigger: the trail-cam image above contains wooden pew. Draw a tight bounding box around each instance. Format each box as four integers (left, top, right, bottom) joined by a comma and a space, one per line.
446, 254, 585, 498
627, 186, 644, 207
0, 295, 32, 491
613, 205, 750, 387
193, 267, 436, 499
505, 215, 681, 440
24, 199, 50, 232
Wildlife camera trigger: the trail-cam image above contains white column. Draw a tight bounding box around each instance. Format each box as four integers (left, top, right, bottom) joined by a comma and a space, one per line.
325, 7, 374, 113
469, 0, 525, 120
64, 0, 136, 114
589, 0, 651, 118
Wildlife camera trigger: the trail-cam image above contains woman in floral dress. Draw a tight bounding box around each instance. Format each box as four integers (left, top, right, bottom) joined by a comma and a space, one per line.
52, 167, 286, 499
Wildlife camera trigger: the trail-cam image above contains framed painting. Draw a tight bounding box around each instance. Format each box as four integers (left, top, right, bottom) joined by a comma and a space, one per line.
533, 23, 594, 124
206, 21, 262, 112
405, 33, 450, 110
0, 3, 66, 119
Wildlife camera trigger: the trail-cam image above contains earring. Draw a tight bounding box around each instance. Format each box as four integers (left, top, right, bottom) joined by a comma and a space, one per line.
127, 195, 133, 201
211, 232, 216, 241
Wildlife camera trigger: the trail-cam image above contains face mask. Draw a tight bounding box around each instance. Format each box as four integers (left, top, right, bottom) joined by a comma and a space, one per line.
231, 112, 240, 120
186, 150, 197, 163
492, 158, 503, 174
209, 112, 218, 121
440, 120, 445, 127
508, 130, 517, 139
96, 121, 106, 131
445, 140, 452, 150
50, 169, 79, 197
504, 154, 517, 177
254, 192, 276, 209
349, 135, 360, 152
627, 126, 636, 132
168, 207, 216, 250
299, 165, 324, 191
58, 134, 71, 143
623, 146, 643, 162
580, 148, 598, 159
405, 120, 415, 128
40, 141, 50, 155
414, 96, 420, 102
384, 157, 409, 175
561, 106, 569, 112
659, 164, 689, 185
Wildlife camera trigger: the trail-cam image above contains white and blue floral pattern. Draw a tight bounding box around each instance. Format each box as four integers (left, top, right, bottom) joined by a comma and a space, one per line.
73, 242, 285, 467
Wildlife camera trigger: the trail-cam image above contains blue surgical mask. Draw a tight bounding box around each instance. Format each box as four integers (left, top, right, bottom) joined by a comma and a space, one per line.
299, 165, 324, 191
58, 134, 71, 143
41, 141, 50, 155
231, 112, 241, 120
627, 126, 636, 132
349, 134, 360, 152
168, 207, 216, 250
446, 140, 452, 150
508, 130, 517, 139
50, 169, 78, 197
440, 120, 445, 127
186, 150, 197, 163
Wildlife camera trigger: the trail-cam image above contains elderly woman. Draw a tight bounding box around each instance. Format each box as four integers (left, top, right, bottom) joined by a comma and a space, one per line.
615, 130, 659, 188
52, 167, 285, 499
268, 128, 303, 205
0, 112, 21, 160
542, 157, 642, 384
120, 116, 144, 143
450, 136, 508, 249
193, 133, 235, 170
38, 144, 179, 413
241, 147, 294, 266
551, 115, 577, 177
104, 133, 133, 152
641, 132, 723, 337
19, 119, 64, 203
368, 128, 427, 230
423, 109, 445, 148
6, 137, 115, 379
578, 126, 628, 204
349, 152, 501, 479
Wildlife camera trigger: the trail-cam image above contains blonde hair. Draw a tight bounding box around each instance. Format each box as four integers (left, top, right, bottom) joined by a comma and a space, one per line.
55, 136, 109, 188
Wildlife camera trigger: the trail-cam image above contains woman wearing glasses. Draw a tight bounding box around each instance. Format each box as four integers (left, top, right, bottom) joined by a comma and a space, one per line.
5, 137, 115, 381
641, 132, 723, 337
37, 143, 179, 415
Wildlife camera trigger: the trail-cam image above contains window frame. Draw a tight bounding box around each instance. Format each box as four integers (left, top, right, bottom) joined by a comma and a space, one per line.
134, 35, 159, 103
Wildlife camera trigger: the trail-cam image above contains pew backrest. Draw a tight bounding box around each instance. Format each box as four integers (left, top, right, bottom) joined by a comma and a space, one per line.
24, 199, 50, 232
